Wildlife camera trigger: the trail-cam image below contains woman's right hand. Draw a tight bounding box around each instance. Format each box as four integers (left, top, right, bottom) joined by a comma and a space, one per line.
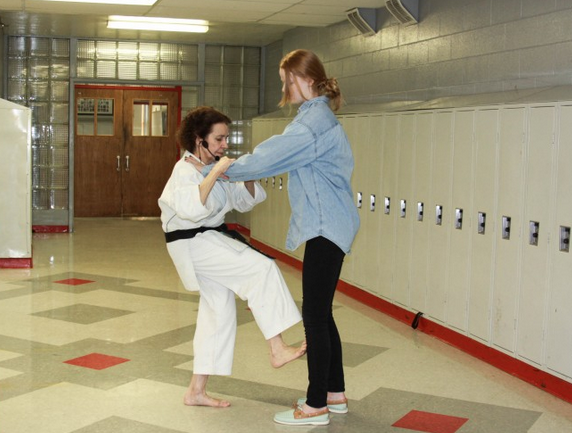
213, 156, 235, 179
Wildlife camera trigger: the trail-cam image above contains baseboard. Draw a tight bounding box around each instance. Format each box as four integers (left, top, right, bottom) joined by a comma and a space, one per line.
0, 257, 33, 268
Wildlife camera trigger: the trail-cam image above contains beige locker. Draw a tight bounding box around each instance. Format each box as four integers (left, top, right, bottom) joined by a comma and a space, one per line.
468, 109, 499, 342
517, 105, 556, 365
344, 116, 378, 289
337, 117, 355, 284
446, 110, 474, 332
410, 113, 433, 312
491, 107, 527, 354
393, 114, 416, 307
250, 119, 272, 246
362, 115, 384, 296
275, 119, 291, 254
546, 104, 572, 378
426, 111, 454, 323
378, 114, 400, 300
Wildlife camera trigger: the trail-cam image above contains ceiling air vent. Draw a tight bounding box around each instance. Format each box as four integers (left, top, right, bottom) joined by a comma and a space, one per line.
346, 8, 378, 36
385, 0, 419, 25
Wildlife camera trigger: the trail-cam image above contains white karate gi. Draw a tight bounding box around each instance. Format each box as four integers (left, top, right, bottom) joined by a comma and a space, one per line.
158, 152, 302, 375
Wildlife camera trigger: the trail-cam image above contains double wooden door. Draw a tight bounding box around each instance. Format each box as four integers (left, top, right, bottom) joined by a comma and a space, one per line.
74, 86, 179, 217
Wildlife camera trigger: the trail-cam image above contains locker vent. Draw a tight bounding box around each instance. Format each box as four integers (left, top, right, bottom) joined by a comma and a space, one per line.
346, 8, 378, 36
385, 0, 419, 26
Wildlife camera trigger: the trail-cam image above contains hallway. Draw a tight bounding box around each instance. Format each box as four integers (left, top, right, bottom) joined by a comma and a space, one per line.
0, 218, 571, 433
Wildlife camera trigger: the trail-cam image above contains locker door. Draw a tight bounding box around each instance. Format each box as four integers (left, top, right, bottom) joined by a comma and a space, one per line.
492, 107, 526, 354
378, 114, 399, 299
468, 109, 498, 342
517, 105, 556, 365
546, 104, 572, 377
363, 115, 384, 295
447, 110, 474, 332
393, 113, 416, 307
410, 112, 433, 312
338, 116, 360, 285
276, 119, 291, 254
347, 115, 376, 290
426, 111, 454, 323
250, 119, 271, 245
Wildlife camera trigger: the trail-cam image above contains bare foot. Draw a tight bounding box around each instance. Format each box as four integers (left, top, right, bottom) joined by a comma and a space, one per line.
184, 393, 231, 408
270, 340, 307, 368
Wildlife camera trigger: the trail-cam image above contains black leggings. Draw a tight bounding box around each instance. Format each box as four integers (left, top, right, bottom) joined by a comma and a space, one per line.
302, 236, 346, 409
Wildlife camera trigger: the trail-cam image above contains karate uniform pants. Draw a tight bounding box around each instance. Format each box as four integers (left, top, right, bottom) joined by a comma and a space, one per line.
169, 231, 302, 376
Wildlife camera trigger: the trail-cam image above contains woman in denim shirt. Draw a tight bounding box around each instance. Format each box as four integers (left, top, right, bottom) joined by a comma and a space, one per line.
216, 49, 360, 425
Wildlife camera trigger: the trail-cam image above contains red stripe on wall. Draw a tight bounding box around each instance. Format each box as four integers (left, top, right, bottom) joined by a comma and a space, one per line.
249, 234, 572, 406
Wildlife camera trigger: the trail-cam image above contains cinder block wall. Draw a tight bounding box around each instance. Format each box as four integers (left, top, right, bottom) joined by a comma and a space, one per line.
263, 0, 572, 111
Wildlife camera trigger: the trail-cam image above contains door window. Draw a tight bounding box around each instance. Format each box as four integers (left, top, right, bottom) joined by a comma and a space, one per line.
132, 100, 169, 137
77, 97, 114, 136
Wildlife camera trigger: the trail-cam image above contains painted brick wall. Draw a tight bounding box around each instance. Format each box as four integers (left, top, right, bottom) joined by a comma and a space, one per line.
263, 0, 572, 111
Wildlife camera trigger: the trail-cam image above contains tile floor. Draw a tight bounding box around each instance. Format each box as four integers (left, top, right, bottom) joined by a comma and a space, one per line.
1, 218, 571, 433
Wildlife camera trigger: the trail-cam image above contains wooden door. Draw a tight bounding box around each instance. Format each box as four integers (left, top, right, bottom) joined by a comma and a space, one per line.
122, 89, 179, 216
74, 86, 179, 217
75, 87, 124, 216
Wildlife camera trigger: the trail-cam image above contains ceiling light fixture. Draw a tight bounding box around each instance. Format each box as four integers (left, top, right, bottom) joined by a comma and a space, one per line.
41, 0, 157, 5
107, 15, 209, 33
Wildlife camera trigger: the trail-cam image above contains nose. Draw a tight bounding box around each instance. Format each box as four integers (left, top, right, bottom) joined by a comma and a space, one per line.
221, 137, 229, 148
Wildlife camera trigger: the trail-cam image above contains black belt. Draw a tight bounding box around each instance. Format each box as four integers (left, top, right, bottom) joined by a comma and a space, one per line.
164, 224, 274, 259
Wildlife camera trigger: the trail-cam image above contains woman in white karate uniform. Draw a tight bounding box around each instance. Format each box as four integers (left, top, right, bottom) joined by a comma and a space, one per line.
159, 106, 305, 408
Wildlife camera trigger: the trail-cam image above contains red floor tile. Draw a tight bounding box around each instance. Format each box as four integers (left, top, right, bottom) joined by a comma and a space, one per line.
392, 410, 469, 433
64, 353, 130, 370
54, 278, 95, 286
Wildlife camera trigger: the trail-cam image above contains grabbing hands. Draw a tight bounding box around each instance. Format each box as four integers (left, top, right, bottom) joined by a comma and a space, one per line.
213, 156, 235, 180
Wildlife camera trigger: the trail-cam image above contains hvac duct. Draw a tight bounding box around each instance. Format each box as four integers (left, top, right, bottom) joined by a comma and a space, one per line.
385, 0, 419, 25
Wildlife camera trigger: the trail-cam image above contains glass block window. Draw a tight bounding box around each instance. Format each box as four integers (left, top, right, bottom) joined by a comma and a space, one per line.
76, 40, 199, 82
7, 36, 70, 212
204, 46, 261, 120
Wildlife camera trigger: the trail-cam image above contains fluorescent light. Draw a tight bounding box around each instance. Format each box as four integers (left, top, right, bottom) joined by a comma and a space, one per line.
107, 15, 209, 33
42, 0, 157, 5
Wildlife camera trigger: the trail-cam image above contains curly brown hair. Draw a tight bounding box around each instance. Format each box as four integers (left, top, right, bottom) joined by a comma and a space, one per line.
177, 106, 232, 153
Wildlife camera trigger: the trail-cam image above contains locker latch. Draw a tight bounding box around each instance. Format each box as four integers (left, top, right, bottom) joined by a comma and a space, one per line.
529, 221, 539, 246
455, 208, 463, 230
560, 226, 570, 253
435, 205, 443, 225
478, 212, 486, 235
502, 216, 511, 240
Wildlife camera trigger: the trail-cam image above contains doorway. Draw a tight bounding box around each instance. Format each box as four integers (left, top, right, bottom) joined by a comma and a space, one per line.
74, 85, 180, 217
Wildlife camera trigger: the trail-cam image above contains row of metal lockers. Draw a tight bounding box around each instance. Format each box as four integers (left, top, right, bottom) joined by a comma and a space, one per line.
249, 102, 572, 384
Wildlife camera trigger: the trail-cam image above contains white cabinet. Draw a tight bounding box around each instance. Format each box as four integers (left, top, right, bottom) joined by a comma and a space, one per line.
0, 99, 32, 267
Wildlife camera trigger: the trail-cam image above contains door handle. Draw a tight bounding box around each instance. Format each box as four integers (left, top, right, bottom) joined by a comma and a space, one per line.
116, 155, 121, 171
125, 155, 130, 172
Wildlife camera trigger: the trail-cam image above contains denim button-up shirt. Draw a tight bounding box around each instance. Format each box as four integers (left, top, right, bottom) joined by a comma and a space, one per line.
215, 96, 360, 254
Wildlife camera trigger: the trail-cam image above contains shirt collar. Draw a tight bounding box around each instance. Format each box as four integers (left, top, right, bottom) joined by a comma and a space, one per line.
298, 95, 329, 113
